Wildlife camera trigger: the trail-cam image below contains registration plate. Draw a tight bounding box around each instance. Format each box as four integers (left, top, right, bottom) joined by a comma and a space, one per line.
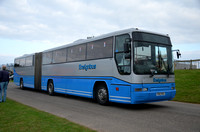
156, 92, 165, 96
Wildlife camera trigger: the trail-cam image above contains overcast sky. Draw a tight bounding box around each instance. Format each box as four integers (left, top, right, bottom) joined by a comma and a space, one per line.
0, 0, 200, 65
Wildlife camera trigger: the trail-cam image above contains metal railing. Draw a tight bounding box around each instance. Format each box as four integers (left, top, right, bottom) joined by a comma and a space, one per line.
174, 59, 200, 69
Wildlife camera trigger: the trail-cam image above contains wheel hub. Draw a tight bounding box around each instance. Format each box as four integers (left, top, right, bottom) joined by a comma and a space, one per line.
98, 89, 107, 101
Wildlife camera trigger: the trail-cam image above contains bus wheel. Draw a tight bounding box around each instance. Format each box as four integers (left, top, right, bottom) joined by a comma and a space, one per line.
48, 80, 54, 96
96, 85, 109, 105
20, 79, 24, 90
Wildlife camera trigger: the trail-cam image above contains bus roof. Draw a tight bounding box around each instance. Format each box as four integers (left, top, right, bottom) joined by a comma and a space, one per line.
15, 28, 170, 59
43, 28, 169, 53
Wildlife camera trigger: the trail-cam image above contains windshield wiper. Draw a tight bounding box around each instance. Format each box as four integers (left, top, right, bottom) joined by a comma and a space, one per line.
150, 69, 156, 77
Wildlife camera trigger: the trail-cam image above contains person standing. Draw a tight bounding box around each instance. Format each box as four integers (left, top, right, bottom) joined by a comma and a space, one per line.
0, 65, 9, 103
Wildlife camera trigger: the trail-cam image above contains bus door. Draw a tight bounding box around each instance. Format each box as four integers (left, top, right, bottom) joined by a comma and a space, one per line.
34, 52, 42, 90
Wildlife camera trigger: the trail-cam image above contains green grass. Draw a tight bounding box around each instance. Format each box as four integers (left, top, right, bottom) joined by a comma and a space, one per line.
0, 99, 95, 132
173, 69, 200, 104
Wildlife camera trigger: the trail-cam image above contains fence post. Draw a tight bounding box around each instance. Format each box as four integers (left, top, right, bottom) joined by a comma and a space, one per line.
174, 61, 176, 69
190, 60, 193, 69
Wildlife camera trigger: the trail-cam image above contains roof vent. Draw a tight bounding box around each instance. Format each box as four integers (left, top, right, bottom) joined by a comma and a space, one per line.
87, 36, 94, 39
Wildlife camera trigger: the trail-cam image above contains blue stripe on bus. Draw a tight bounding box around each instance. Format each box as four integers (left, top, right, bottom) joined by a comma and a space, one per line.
14, 72, 176, 104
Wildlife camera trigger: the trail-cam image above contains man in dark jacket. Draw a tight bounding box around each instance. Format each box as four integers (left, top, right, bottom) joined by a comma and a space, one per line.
0, 65, 9, 103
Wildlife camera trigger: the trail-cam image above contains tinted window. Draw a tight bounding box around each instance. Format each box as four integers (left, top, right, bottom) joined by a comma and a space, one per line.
115, 34, 131, 75
133, 32, 171, 45
19, 58, 26, 67
14, 59, 20, 67
87, 37, 113, 60
25, 56, 33, 66
53, 49, 67, 63
42, 52, 53, 64
115, 34, 130, 52
67, 44, 86, 62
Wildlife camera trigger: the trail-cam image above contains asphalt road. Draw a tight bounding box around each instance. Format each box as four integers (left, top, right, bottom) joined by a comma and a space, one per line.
7, 82, 200, 132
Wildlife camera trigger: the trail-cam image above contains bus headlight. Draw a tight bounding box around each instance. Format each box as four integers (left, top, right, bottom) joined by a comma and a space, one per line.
135, 88, 148, 92
143, 88, 148, 91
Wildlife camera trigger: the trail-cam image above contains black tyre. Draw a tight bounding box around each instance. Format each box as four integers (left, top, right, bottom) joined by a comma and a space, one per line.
96, 85, 109, 105
48, 80, 54, 96
20, 79, 24, 90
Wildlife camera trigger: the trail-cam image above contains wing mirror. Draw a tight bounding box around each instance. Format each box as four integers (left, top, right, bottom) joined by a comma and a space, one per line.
176, 50, 181, 59
172, 49, 181, 59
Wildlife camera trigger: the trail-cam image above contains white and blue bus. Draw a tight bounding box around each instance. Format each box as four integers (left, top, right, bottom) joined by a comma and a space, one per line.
14, 28, 177, 105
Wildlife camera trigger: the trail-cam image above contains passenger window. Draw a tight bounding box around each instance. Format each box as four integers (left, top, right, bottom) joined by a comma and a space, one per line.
67, 44, 86, 62
115, 34, 131, 75
42, 52, 53, 64
53, 48, 67, 63
14, 59, 20, 67
87, 37, 113, 60
19, 58, 26, 67
25, 56, 33, 66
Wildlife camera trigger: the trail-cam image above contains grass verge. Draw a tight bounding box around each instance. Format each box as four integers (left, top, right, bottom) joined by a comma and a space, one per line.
173, 69, 200, 104
0, 98, 95, 132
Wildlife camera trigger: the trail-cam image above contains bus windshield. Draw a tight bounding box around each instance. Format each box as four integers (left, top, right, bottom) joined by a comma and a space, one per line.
133, 32, 174, 75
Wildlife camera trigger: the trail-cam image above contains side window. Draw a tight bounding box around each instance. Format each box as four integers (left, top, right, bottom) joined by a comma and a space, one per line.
14, 59, 20, 67
19, 58, 26, 67
67, 44, 86, 62
53, 48, 67, 63
87, 37, 113, 60
115, 34, 131, 75
42, 52, 53, 64
25, 56, 33, 66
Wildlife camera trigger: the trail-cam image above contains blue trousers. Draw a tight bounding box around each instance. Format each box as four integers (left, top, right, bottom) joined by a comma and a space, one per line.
0, 82, 8, 102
